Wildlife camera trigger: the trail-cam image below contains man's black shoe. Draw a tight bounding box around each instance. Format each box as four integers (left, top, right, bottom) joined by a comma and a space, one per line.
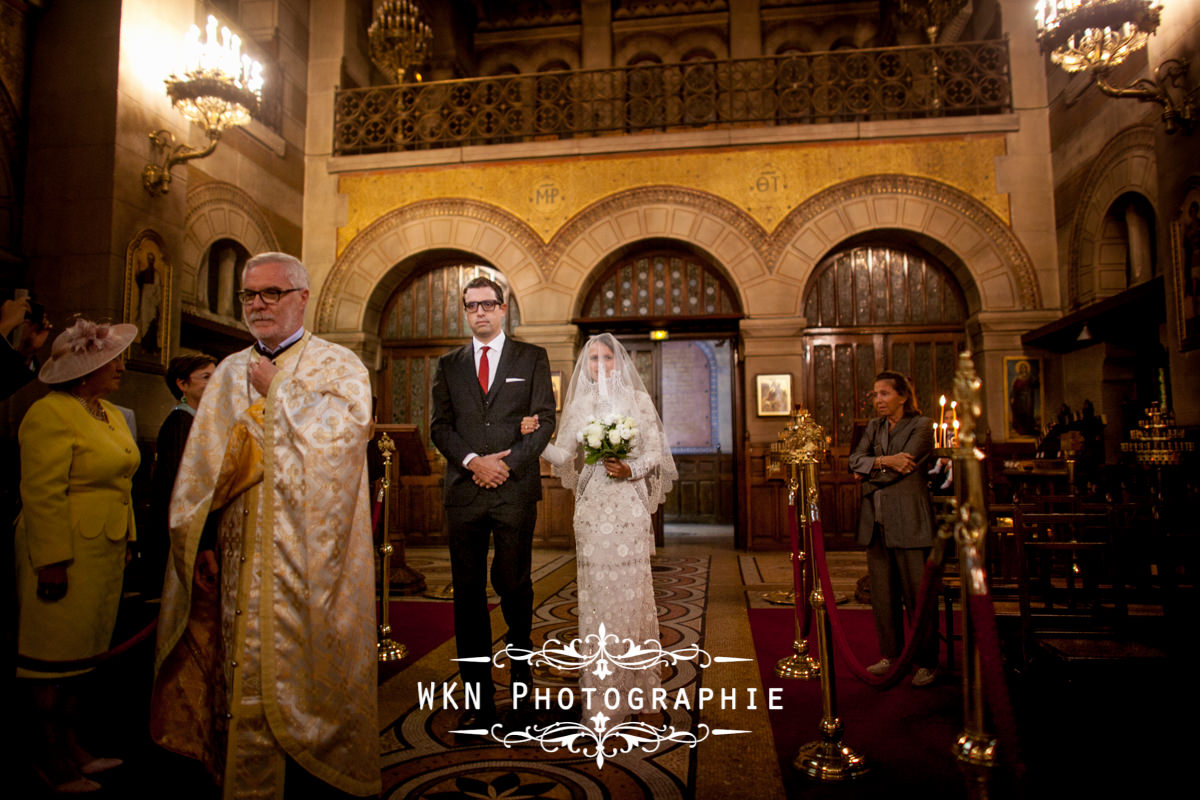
454, 706, 499, 744
510, 661, 533, 695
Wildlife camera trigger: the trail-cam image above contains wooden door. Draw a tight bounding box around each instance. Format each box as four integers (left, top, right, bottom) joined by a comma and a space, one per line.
798, 243, 970, 548
803, 330, 966, 547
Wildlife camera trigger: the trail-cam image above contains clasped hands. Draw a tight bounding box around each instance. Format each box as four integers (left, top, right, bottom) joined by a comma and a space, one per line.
876, 452, 917, 475
471, 450, 512, 489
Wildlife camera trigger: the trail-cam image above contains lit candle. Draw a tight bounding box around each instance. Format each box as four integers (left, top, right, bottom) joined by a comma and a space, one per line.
952, 419, 960, 447
932, 421, 939, 447
940, 422, 948, 448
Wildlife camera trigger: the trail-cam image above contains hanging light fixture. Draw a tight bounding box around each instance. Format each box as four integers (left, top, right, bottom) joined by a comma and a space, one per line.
895, 0, 969, 43
1034, 1, 1196, 134
144, 15, 266, 196
368, 0, 434, 84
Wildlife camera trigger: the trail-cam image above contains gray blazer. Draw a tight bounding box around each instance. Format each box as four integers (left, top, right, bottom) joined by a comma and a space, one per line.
848, 414, 935, 548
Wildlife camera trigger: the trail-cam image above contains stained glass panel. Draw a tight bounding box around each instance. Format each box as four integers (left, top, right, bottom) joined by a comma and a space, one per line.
835, 344, 854, 446
814, 345, 833, 439
890, 251, 908, 322
856, 344, 876, 418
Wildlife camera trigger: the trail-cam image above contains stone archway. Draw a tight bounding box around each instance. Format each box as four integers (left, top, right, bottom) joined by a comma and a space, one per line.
181, 181, 279, 307
316, 198, 550, 334
547, 186, 765, 317
1066, 125, 1157, 309
770, 174, 1041, 313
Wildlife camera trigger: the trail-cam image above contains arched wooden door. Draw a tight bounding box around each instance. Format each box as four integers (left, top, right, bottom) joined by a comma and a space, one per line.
576, 246, 743, 545
802, 244, 968, 546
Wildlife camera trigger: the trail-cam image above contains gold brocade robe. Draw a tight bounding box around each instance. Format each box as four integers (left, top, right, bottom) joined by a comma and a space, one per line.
151, 333, 380, 798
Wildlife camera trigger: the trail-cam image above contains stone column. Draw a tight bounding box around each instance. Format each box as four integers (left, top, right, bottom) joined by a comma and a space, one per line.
580, 0, 612, 69
728, 0, 762, 59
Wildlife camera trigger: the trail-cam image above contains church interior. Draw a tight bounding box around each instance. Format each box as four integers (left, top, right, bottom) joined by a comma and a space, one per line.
2, 0, 1198, 797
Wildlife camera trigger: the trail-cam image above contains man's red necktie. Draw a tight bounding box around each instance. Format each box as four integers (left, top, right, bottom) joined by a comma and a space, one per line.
478, 345, 489, 392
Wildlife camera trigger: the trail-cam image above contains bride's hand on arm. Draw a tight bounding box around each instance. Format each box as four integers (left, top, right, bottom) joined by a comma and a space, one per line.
519, 415, 539, 435
603, 457, 632, 479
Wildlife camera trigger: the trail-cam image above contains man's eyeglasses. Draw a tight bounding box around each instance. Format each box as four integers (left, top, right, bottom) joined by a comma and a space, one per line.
464, 300, 501, 312
238, 288, 303, 305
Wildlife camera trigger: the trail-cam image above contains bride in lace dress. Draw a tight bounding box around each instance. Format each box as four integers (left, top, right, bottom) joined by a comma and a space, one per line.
540, 334, 677, 722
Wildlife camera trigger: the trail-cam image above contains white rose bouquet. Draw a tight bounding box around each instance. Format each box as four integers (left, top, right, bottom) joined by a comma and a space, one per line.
578, 413, 637, 476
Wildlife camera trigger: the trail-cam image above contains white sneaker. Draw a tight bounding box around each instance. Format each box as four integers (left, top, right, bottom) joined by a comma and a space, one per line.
912, 667, 938, 687
866, 658, 892, 676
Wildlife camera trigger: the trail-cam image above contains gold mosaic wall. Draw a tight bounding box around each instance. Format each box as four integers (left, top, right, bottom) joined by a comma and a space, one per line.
337, 135, 1008, 255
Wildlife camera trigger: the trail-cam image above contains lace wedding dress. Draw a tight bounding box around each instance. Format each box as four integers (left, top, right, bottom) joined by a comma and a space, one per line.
542, 335, 676, 723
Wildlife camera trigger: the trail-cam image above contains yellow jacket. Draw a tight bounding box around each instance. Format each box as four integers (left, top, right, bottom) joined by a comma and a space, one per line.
19, 391, 139, 569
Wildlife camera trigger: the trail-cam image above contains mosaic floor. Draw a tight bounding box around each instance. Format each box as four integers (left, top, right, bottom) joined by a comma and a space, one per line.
379, 555, 715, 800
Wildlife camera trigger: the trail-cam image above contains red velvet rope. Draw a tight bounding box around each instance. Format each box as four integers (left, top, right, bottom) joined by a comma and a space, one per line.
810, 513, 943, 688
788, 502, 813, 641
17, 616, 159, 674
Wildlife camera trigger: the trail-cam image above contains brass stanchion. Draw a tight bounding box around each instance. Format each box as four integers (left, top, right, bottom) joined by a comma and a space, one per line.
947, 353, 996, 778
773, 410, 820, 679
791, 411, 869, 781
376, 432, 408, 662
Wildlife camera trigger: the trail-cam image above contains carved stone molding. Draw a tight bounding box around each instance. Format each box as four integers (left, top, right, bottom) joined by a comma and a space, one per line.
316, 197, 546, 332
324, 174, 1041, 332
181, 181, 279, 307
769, 173, 1041, 310
1065, 125, 1157, 309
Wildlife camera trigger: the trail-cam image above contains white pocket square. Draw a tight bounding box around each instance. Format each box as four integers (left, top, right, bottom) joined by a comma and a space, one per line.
506, 377, 525, 383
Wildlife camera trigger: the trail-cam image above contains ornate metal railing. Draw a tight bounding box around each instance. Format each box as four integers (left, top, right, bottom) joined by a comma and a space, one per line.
334, 40, 1011, 155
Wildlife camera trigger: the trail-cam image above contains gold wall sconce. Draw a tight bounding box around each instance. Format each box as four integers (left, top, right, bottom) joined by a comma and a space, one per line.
144, 15, 265, 196
1035, 0, 1196, 134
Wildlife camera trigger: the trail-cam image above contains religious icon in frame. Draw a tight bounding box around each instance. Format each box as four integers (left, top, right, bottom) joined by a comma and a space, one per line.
1003, 356, 1042, 440
123, 228, 171, 371
756, 373, 792, 417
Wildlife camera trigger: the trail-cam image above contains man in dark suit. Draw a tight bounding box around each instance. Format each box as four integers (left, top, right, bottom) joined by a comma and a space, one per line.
431, 276, 555, 727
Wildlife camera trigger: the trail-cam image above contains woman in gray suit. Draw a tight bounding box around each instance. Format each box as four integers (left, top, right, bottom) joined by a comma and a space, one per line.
848, 371, 939, 687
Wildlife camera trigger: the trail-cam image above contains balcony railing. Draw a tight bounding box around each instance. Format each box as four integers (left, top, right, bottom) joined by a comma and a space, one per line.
333, 40, 1011, 155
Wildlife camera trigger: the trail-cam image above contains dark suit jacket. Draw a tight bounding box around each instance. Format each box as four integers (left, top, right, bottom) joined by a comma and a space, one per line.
430, 338, 556, 507
848, 414, 935, 548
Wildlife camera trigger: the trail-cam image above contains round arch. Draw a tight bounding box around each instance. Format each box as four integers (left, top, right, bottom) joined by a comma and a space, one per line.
547, 186, 765, 317
770, 174, 1041, 313
316, 199, 551, 334
1067, 125, 1157, 309
181, 181, 279, 307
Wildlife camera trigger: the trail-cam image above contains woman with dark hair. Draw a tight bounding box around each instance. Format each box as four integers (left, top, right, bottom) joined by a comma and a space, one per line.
16, 319, 138, 791
848, 371, 939, 687
144, 354, 216, 595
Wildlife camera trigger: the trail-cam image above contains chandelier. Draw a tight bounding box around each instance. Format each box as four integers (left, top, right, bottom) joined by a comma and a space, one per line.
144, 15, 266, 196
895, 0, 969, 43
1034, 0, 1195, 134
368, 0, 434, 84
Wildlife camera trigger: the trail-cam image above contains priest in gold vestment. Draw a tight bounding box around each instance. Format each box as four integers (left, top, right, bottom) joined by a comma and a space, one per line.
151, 253, 380, 798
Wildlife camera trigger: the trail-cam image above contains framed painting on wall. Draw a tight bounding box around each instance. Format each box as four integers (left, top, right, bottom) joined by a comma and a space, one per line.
755, 373, 792, 417
1003, 356, 1042, 440
550, 370, 563, 411
123, 228, 171, 371
1171, 180, 1200, 351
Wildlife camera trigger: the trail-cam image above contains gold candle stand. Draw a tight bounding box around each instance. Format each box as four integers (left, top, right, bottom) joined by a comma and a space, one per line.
790, 410, 869, 781
773, 409, 821, 680
376, 432, 408, 662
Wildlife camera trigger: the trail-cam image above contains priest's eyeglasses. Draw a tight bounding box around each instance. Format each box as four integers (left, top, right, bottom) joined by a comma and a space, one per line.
464, 300, 501, 312
238, 288, 304, 305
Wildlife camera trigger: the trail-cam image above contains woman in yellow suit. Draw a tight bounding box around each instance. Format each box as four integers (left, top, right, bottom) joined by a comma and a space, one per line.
15, 318, 138, 793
